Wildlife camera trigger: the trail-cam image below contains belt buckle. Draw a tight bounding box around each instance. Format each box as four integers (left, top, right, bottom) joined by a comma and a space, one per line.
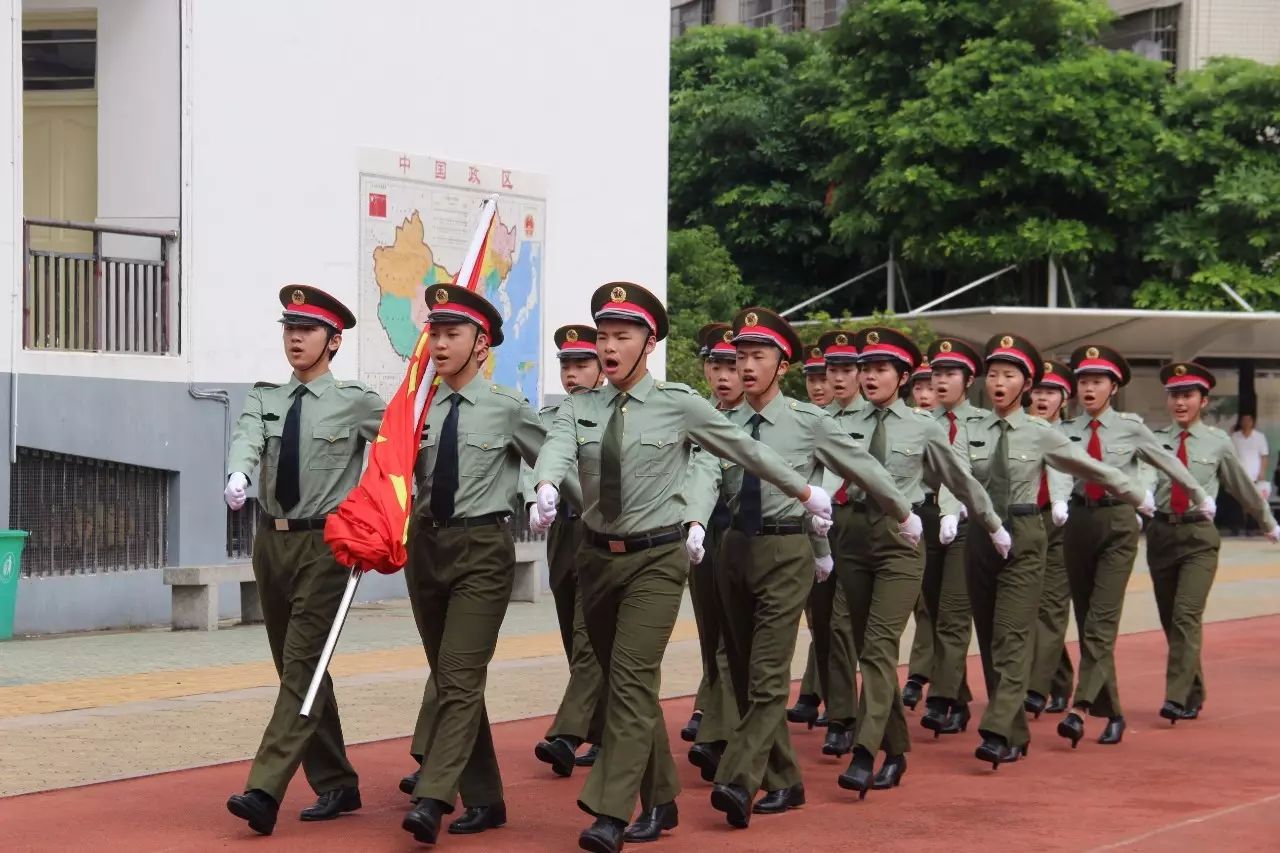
273, 518, 290, 532
608, 540, 627, 554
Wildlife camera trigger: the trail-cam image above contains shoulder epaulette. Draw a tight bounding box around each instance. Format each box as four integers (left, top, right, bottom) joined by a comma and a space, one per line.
788, 399, 825, 417
333, 379, 368, 391
655, 381, 696, 394
1119, 412, 1144, 423
1206, 425, 1228, 438
253, 381, 281, 389
538, 404, 559, 416
489, 384, 528, 404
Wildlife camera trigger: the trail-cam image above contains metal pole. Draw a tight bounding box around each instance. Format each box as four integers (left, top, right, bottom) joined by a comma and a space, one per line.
886, 241, 896, 313
1218, 281, 1255, 312
905, 264, 1018, 316
1047, 257, 1059, 308
778, 262, 888, 318
300, 567, 362, 718
1060, 264, 1078, 308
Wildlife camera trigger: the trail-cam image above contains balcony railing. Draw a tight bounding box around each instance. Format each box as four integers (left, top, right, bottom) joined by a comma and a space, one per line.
22, 218, 179, 354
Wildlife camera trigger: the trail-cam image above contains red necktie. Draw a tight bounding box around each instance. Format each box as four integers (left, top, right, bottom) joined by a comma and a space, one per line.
1170, 430, 1191, 514
1085, 419, 1105, 501
946, 410, 958, 444
1038, 471, 1050, 508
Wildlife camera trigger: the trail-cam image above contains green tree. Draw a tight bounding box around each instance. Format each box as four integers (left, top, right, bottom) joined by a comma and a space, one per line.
1134, 58, 1280, 311
666, 226, 751, 394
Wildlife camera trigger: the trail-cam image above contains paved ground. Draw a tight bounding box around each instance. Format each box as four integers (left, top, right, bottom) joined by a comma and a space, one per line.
0, 537, 1277, 836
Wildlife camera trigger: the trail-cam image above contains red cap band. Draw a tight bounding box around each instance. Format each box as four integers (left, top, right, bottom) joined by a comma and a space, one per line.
430, 302, 491, 335
989, 347, 1035, 376
823, 344, 859, 360
595, 301, 656, 334
1040, 373, 1072, 393
931, 352, 976, 372
1075, 358, 1122, 380
710, 341, 736, 356
859, 342, 915, 367
284, 303, 345, 331
558, 341, 597, 356
1165, 375, 1211, 391
734, 326, 793, 359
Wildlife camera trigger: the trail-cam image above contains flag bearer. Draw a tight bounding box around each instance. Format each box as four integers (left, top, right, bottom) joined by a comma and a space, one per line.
1057, 344, 1211, 749
686, 308, 914, 828
534, 325, 607, 776
1145, 362, 1279, 724
224, 285, 385, 835
400, 283, 573, 844
530, 282, 834, 853
966, 335, 1148, 768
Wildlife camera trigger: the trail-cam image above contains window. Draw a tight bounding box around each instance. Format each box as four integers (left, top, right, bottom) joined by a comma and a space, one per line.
227, 503, 262, 561
740, 0, 805, 32
1099, 4, 1180, 69
9, 448, 171, 576
22, 28, 96, 91
806, 0, 848, 31
672, 0, 715, 39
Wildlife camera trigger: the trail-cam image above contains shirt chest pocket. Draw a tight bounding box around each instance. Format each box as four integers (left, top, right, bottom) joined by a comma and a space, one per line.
416, 431, 439, 480
886, 444, 921, 480
1104, 443, 1134, 467
766, 452, 810, 497
638, 430, 680, 477
968, 444, 992, 479
1187, 454, 1216, 481
462, 433, 506, 478
309, 424, 353, 470
577, 429, 603, 476
1006, 448, 1041, 485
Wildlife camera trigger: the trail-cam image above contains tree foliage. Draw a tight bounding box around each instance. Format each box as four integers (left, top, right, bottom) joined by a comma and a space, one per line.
666, 226, 751, 394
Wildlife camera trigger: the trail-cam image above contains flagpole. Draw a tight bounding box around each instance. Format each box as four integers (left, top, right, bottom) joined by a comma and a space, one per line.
300, 567, 361, 718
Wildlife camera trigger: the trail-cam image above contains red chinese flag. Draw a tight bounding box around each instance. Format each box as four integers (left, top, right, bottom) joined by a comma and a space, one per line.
324, 198, 499, 573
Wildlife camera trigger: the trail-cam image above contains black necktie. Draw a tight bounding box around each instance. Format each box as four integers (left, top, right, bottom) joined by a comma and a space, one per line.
736, 413, 764, 534
599, 393, 628, 523
275, 386, 305, 512
430, 393, 460, 520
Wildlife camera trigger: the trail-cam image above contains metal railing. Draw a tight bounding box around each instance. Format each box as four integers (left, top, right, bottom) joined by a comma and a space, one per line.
22, 218, 178, 354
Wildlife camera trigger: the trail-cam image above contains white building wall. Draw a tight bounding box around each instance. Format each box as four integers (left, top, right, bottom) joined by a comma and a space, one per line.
1, 0, 18, 376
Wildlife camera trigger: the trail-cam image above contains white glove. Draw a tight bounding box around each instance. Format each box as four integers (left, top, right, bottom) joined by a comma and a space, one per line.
1135, 512, 1144, 531
990, 526, 1012, 560
1197, 494, 1216, 520
537, 482, 559, 520
958, 504, 969, 522
802, 485, 833, 520
224, 472, 248, 510
1137, 491, 1156, 518
814, 554, 834, 582
938, 514, 958, 546
898, 512, 923, 549
1051, 500, 1069, 528
1266, 525, 1280, 544
810, 515, 834, 536
684, 524, 706, 564
1259, 481, 1273, 501
528, 502, 552, 535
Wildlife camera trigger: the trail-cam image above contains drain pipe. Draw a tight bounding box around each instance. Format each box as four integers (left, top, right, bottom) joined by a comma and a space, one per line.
188, 385, 231, 467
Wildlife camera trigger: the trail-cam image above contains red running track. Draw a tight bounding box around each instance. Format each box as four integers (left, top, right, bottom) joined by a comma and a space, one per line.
4, 617, 1280, 852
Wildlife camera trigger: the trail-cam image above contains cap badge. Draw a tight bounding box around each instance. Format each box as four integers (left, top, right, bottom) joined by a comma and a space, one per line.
939, 340, 953, 353
610, 286, 627, 303
565, 328, 579, 343
744, 312, 759, 327
1044, 361, 1053, 373
835, 333, 848, 346
1174, 364, 1188, 376
291, 289, 306, 305
866, 330, 881, 345
1086, 346, 1100, 360
434, 288, 449, 304
1000, 335, 1014, 348
811, 347, 822, 359
723, 330, 733, 343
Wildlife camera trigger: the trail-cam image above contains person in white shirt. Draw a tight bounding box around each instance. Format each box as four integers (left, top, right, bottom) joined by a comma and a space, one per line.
1231, 415, 1271, 501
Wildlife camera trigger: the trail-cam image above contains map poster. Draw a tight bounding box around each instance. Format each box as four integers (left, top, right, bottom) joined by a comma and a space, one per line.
357, 148, 547, 405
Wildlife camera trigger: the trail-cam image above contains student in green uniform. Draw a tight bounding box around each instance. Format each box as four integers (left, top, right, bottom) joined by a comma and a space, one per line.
685, 308, 914, 828
831, 327, 1007, 798
1025, 361, 1077, 718
1145, 362, 1279, 724
966, 335, 1148, 768
401, 284, 574, 844
534, 325, 607, 776
916, 337, 987, 736
1057, 344, 1210, 749
224, 285, 385, 836
530, 282, 834, 853
904, 358, 938, 711
684, 323, 743, 781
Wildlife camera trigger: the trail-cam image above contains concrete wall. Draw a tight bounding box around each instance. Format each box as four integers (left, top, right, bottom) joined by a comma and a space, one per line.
1109, 0, 1280, 70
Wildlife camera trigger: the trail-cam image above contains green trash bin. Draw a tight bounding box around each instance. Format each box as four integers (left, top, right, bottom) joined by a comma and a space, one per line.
0, 530, 28, 641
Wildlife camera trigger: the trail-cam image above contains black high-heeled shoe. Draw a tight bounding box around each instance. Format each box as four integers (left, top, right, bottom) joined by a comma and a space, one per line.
902, 676, 927, 711
680, 711, 703, 743
787, 695, 821, 728
974, 735, 1009, 770
939, 704, 970, 736
1024, 691, 1047, 719
871, 754, 906, 789
1045, 695, 1069, 714
1098, 716, 1125, 745
1159, 700, 1184, 726
1057, 712, 1084, 749
837, 748, 876, 800
823, 721, 853, 757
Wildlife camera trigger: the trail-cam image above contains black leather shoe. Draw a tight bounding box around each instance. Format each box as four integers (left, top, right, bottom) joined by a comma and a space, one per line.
680, 711, 703, 743
1045, 694, 1069, 713
1098, 716, 1126, 745
1181, 704, 1202, 720
300, 786, 361, 821
399, 769, 421, 796
1159, 700, 1185, 725
227, 789, 278, 836
687, 742, 722, 783
710, 783, 752, 828
1004, 742, 1029, 762
937, 704, 970, 737
872, 754, 906, 789
579, 816, 626, 853
576, 744, 600, 766
814, 712, 830, 728
402, 798, 445, 845
1024, 691, 1048, 719
449, 801, 506, 835
920, 699, 949, 736
535, 737, 577, 777
753, 783, 805, 814
1057, 712, 1085, 748
902, 675, 927, 710
975, 735, 1009, 770
623, 802, 678, 842
787, 695, 821, 728
822, 721, 853, 757
837, 748, 875, 800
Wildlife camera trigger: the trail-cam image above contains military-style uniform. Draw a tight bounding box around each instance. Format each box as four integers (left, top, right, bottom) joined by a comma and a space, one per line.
1058, 345, 1208, 747
685, 309, 910, 826
1026, 361, 1077, 714
535, 325, 606, 775
830, 327, 1001, 796
965, 336, 1145, 765
1145, 363, 1279, 721
532, 283, 819, 849
225, 286, 384, 835
917, 337, 987, 733
905, 357, 937, 701
794, 343, 831, 717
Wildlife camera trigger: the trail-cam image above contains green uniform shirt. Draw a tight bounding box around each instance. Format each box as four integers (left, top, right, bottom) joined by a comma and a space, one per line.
533, 372, 809, 536
967, 409, 1145, 510
823, 397, 868, 493
227, 372, 385, 519
414, 373, 578, 518
1146, 420, 1277, 527
686, 393, 912, 557
1042, 415, 1075, 503
838, 397, 1001, 533
1059, 408, 1207, 504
